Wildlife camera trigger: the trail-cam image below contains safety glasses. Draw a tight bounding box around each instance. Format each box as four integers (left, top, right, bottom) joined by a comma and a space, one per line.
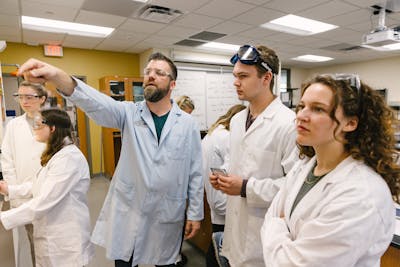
33, 118, 48, 130
324, 73, 361, 93
230, 45, 272, 73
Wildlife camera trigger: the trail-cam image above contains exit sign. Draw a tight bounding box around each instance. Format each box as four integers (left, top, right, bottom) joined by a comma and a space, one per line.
44, 45, 63, 57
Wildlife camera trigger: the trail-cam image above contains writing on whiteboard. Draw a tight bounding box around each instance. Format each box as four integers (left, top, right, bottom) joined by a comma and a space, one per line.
172, 69, 242, 130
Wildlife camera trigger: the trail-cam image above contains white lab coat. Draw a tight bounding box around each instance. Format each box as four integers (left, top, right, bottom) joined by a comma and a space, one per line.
222, 98, 298, 267
261, 156, 395, 267
0, 145, 94, 267
1, 114, 45, 267
202, 125, 229, 225
64, 78, 203, 266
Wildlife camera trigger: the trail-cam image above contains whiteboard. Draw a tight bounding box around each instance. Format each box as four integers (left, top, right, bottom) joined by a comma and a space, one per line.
172, 69, 243, 130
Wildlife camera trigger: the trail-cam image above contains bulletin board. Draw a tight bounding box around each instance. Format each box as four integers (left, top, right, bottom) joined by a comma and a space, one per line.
171, 66, 243, 130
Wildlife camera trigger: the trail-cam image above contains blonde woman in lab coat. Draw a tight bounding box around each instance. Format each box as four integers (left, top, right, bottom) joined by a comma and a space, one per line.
261, 74, 399, 267
1, 81, 47, 267
0, 108, 94, 267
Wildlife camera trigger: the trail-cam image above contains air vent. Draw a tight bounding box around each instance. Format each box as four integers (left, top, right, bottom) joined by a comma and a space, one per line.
321, 43, 366, 52
139, 5, 183, 23
189, 31, 226, 41
174, 39, 207, 47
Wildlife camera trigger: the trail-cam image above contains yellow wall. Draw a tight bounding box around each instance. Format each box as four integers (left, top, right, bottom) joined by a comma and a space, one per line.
0, 42, 141, 174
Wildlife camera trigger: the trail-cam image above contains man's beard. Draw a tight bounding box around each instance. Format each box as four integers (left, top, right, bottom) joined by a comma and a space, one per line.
144, 84, 170, 103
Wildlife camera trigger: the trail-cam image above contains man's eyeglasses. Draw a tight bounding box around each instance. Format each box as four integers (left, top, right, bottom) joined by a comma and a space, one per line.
32, 119, 48, 130
13, 93, 41, 102
230, 45, 273, 73
143, 68, 172, 79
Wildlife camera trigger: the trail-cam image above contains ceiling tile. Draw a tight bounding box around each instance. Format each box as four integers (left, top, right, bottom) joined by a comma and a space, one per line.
195, 0, 256, 19
75, 10, 127, 27
238, 0, 271, 5
119, 18, 166, 34
150, 0, 211, 13
63, 35, 103, 49
207, 21, 253, 35
158, 25, 201, 39
21, 1, 79, 21
95, 39, 135, 52
233, 7, 285, 25
298, 0, 360, 20
263, 0, 329, 14
0, 0, 19, 15
0, 14, 20, 27
174, 13, 223, 29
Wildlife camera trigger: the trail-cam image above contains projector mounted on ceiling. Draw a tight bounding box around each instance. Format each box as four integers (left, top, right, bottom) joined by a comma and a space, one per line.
139, 5, 183, 24
362, 1, 400, 47
362, 28, 400, 46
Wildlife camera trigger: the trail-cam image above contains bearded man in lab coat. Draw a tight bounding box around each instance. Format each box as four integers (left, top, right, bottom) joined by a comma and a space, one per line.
17, 52, 204, 267
210, 45, 298, 267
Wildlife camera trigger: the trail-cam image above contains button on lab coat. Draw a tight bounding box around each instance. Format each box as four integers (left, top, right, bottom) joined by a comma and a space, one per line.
261, 156, 395, 267
0, 145, 94, 267
222, 98, 298, 267
65, 79, 204, 266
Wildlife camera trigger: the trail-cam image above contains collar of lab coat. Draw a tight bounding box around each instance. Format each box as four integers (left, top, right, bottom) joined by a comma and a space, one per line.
137, 100, 183, 144
240, 97, 283, 137
286, 155, 358, 224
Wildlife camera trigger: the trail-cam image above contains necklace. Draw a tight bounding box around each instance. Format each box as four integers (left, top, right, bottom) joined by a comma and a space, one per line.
304, 163, 328, 185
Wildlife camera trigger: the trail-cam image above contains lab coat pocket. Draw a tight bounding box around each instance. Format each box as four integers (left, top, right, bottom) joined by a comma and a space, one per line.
114, 179, 135, 212
159, 196, 186, 223
35, 223, 82, 266
166, 134, 187, 160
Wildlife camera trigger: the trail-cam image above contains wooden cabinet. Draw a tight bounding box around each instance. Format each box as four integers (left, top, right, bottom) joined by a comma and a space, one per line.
99, 76, 143, 178
188, 193, 212, 254
381, 244, 400, 267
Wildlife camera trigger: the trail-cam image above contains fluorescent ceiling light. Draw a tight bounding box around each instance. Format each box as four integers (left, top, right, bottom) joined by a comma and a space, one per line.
361, 42, 400, 51
292, 54, 333, 62
201, 42, 240, 52
132, 0, 149, 2
21, 16, 114, 38
260, 14, 338, 36
381, 42, 400, 50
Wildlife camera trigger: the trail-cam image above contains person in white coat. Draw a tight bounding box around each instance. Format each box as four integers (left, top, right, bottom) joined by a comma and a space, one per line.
202, 104, 246, 267
261, 74, 399, 267
0, 108, 94, 267
1, 81, 47, 267
210, 45, 298, 267
16, 53, 204, 267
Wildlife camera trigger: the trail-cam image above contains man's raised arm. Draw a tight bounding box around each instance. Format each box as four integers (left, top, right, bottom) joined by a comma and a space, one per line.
18, 58, 76, 96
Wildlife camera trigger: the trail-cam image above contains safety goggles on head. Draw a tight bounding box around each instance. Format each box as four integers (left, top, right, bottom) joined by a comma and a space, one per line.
324, 73, 361, 93
230, 45, 273, 73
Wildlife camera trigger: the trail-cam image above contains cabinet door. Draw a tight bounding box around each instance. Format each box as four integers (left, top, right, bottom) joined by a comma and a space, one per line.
131, 78, 144, 102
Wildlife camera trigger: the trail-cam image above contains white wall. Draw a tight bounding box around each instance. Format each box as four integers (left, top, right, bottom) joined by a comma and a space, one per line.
295, 55, 400, 103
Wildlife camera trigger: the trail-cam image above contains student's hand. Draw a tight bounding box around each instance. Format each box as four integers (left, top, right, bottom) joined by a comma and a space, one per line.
0, 181, 9, 196
209, 173, 221, 190
217, 174, 243, 196
184, 220, 201, 240
17, 58, 76, 96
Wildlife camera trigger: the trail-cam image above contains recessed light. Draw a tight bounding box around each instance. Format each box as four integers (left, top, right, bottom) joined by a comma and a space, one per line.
261, 14, 338, 36
21, 16, 114, 38
292, 54, 333, 62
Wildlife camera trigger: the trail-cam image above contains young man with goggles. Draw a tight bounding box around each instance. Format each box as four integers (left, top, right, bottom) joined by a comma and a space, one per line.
209, 45, 298, 267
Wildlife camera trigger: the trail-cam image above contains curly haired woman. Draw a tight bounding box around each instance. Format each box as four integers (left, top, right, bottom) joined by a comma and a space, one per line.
261, 74, 399, 267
